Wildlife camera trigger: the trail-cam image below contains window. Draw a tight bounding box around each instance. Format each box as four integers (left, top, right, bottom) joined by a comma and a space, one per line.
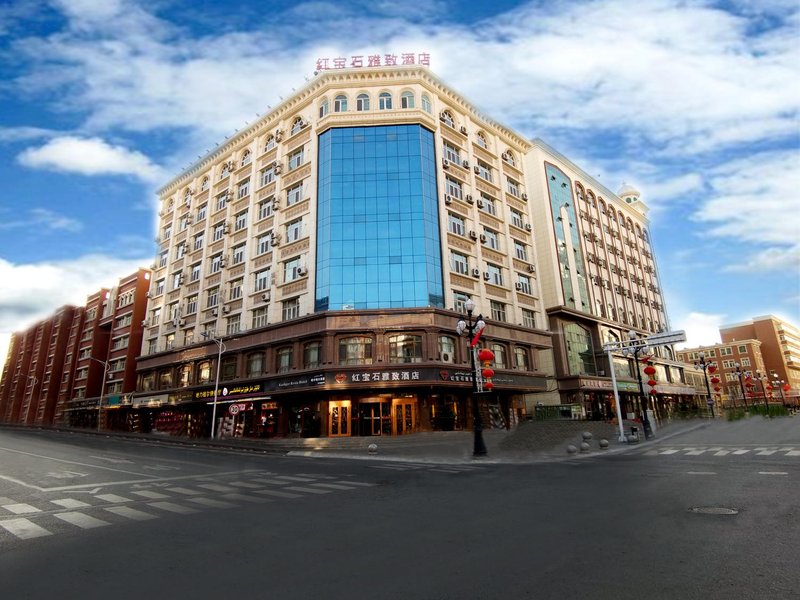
200, 177, 209, 191
491, 343, 506, 368
254, 268, 271, 292
738, 345, 747, 354
319, 99, 329, 118
229, 278, 243, 300
193, 232, 204, 251
290, 117, 303, 135
450, 251, 469, 275
287, 182, 303, 206
482, 228, 499, 250
445, 177, 462, 199
247, 353, 264, 377
379, 92, 392, 110
232, 243, 246, 265
286, 218, 302, 243
197, 204, 207, 221
215, 194, 227, 211
401, 91, 414, 109
339, 336, 373, 365
158, 251, 168, 267
206, 287, 219, 308
258, 198, 273, 220
421, 94, 432, 113
258, 232, 272, 255
235, 210, 248, 231
221, 356, 237, 380
564, 323, 597, 376
241, 150, 251, 166
441, 110, 454, 128
507, 178, 520, 197
741, 357, 751, 367
288, 147, 304, 170
172, 271, 183, 289
225, 314, 240, 335
356, 93, 370, 111
282, 297, 300, 320
264, 135, 276, 152
210, 253, 223, 274
155, 279, 165, 295
476, 159, 492, 182
162, 225, 172, 240
212, 222, 225, 241
112, 335, 129, 350
722, 359, 735, 369
481, 194, 497, 216
438, 336, 455, 362
475, 132, 488, 149
304, 342, 321, 368
720, 347, 732, 356
178, 216, 189, 232
186, 295, 198, 314
510, 208, 524, 229
490, 300, 506, 322
443, 142, 460, 163
522, 308, 537, 329
277, 347, 293, 373
517, 274, 532, 295
453, 291, 470, 313
176, 243, 186, 259
220, 162, 230, 179
502, 150, 516, 167
448, 213, 465, 236
252, 306, 269, 329
487, 263, 503, 286
260, 165, 276, 186
190, 263, 201, 282
514, 240, 528, 261
284, 257, 301, 282
334, 94, 348, 112
198, 361, 211, 383
388, 334, 423, 363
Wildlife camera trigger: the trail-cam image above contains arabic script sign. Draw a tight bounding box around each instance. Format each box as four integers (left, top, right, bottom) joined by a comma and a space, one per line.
316, 52, 430, 72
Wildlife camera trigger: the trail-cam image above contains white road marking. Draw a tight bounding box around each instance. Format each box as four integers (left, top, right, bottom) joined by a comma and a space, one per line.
51, 498, 90, 509
0, 446, 152, 477
253, 489, 303, 499
54, 511, 110, 529
370, 465, 407, 470
778, 447, 794, 451
334, 481, 376, 487
196, 483, 236, 493
227, 481, 264, 489
147, 501, 199, 515
756, 450, 778, 455
186, 497, 237, 509
284, 486, 332, 495
428, 469, 463, 473
274, 476, 317, 482
131, 490, 170, 500
732, 450, 751, 455
2, 503, 41, 515
758, 472, 788, 476
165, 487, 204, 495
104, 506, 158, 521
308, 483, 359, 491
96, 493, 131, 503
787, 451, 800, 456
686, 450, 708, 455
0, 518, 52, 539
89, 456, 134, 464
714, 450, 731, 456
250, 478, 291, 486
687, 472, 717, 475
221, 493, 269, 504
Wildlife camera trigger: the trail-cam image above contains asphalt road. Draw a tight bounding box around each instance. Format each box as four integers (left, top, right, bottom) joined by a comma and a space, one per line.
0, 419, 797, 600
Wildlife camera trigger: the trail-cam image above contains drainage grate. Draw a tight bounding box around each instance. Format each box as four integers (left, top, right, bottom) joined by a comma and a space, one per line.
688, 507, 739, 515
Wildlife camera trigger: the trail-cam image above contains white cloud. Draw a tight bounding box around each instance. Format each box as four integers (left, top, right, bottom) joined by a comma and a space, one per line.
673, 311, 725, 348
0, 207, 84, 233
17, 136, 165, 182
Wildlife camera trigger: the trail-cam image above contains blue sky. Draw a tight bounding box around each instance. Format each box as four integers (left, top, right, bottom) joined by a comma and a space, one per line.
0, 0, 798, 365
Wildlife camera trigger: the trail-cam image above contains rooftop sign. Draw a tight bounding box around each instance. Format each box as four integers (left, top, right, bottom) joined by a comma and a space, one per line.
315, 52, 430, 72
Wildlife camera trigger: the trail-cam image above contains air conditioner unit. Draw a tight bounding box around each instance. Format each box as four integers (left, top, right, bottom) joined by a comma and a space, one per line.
515, 283, 523, 291
141, 319, 148, 327
178, 319, 186, 327
483, 272, 490, 281
219, 259, 226, 268
473, 165, 480, 175
444, 195, 453, 205
466, 195, 474, 204
442, 159, 450, 169
528, 265, 536, 273
469, 231, 478, 240
146, 291, 153, 298
521, 193, 528, 201
440, 352, 452, 363
261, 292, 271, 302
462, 160, 469, 169
525, 223, 532, 231
271, 233, 281, 245
223, 224, 230, 234
212, 309, 219, 317
471, 268, 480, 277
274, 165, 282, 174
275, 129, 283, 141
460, 126, 467, 135
222, 306, 230, 314
297, 266, 308, 276
476, 199, 484, 208
439, 113, 447, 122
185, 198, 192, 208
272, 200, 280, 211
479, 234, 487, 243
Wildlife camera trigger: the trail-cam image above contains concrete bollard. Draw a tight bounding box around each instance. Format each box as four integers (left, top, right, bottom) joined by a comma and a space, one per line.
599, 439, 609, 449
368, 443, 378, 455
581, 431, 593, 441
580, 441, 591, 453
566, 444, 578, 454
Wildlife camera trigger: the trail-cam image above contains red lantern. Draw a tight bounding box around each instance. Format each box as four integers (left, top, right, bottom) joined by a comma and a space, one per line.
710, 377, 720, 385
650, 387, 657, 395
643, 365, 656, 376
481, 368, 495, 379
477, 348, 494, 363
484, 381, 494, 390
708, 365, 717, 374
783, 384, 791, 392
647, 379, 657, 387
745, 376, 753, 384
766, 384, 774, 391
714, 386, 721, 392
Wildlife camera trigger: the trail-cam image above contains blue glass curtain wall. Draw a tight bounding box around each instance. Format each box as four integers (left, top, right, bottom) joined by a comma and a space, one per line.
315, 125, 444, 311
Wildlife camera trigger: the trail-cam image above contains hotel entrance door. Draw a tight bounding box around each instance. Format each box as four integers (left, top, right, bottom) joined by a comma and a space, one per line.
392, 399, 417, 435
328, 400, 351, 437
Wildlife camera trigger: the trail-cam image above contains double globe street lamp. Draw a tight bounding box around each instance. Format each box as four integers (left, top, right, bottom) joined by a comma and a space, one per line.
693, 351, 716, 418
733, 362, 749, 409
621, 331, 654, 439
456, 298, 489, 457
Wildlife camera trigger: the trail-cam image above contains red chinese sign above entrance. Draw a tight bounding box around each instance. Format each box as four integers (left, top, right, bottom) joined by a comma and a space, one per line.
315, 52, 430, 72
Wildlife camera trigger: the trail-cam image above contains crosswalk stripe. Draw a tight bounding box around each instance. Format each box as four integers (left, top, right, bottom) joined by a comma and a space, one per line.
686, 450, 707, 455
335, 481, 376, 487
660, 449, 679, 454
227, 481, 264, 489
250, 478, 292, 486
274, 476, 317, 482
0, 518, 52, 539
296, 473, 337, 479
733, 450, 751, 455
221, 493, 270, 504
308, 483, 359, 491
196, 484, 236, 493
165, 487, 203, 496
756, 450, 778, 455
714, 450, 731, 456
51, 499, 91, 509
370, 465, 407, 470
186, 497, 237, 509
54, 511, 110, 529
131, 490, 170, 500
284, 486, 332, 495
758, 471, 788, 476
428, 469, 462, 473
147, 502, 199, 515
2, 503, 41, 515
787, 451, 800, 456
253, 489, 302, 499
96, 493, 132, 503
104, 506, 158, 521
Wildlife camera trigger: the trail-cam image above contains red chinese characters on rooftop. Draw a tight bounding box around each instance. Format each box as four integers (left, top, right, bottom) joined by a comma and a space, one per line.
316, 53, 430, 72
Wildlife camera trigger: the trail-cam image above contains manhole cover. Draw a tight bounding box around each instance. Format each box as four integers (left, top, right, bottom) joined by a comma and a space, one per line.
688, 507, 739, 515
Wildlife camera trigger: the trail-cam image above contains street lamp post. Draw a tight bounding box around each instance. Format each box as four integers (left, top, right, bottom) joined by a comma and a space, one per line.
772, 374, 786, 406
202, 331, 226, 439
693, 352, 715, 418
755, 370, 769, 412
456, 298, 487, 457
734, 362, 748, 409
622, 331, 654, 440
88, 357, 110, 431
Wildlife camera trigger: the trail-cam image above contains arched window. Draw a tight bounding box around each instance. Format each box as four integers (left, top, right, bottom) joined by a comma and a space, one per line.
502, 150, 515, 167
388, 334, 422, 363
241, 150, 251, 166
264, 135, 276, 152
401, 91, 414, 109
290, 117, 304, 135
475, 132, 487, 149
600, 200, 608, 215
564, 323, 597, 376
319, 98, 329, 118
334, 94, 348, 112
219, 162, 230, 179
379, 92, 392, 110
159, 369, 172, 389
179, 364, 192, 387
276, 347, 293, 373
440, 110, 454, 128
200, 176, 209, 191
588, 192, 596, 208
356, 94, 370, 111
338, 336, 373, 365
491, 344, 506, 369
221, 356, 237, 381
303, 342, 321, 368
438, 336, 455, 363
198, 361, 211, 383
514, 347, 529, 370
421, 94, 432, 113
247, 353, 264, 377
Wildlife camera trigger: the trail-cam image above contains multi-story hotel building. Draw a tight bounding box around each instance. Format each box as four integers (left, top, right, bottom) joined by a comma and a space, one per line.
134, 64, 689, 438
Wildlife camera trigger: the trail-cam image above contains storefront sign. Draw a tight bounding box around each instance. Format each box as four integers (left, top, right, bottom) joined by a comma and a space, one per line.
276, 373, 325, 389
262, 402, 278, 410
194, 383, 264, 400
132, 393, 169, 407
343, 370, 422, 383
315, 52, 430, 72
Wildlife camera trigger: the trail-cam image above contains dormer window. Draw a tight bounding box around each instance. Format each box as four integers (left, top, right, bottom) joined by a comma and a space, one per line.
291, 117, 304, 135
440, 110, 454, 128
